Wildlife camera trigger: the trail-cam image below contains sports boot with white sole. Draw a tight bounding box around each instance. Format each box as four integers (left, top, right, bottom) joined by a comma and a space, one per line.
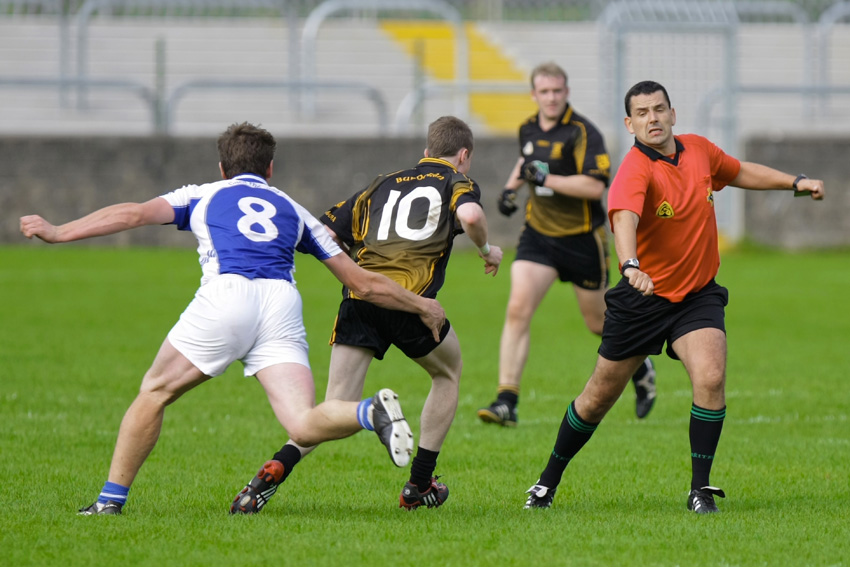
371, 388, 414, 467
632, 358, 657, 419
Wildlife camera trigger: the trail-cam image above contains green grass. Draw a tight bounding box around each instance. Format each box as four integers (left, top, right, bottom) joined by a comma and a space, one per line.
1, 243, 848, 567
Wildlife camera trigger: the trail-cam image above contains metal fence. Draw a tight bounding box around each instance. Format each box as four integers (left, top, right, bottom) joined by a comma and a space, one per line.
1, 0, 844, 20
2, 0, 850, 141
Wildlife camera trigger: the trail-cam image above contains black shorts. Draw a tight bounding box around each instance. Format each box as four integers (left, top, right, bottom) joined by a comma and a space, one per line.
515, 224, 609, 290
331, 298, 452, 360
599, 279, 729, 361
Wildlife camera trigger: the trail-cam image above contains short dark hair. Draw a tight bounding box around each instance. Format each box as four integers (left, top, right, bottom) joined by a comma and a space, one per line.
217, 122, 276, 179
426, 116, 473, 158
624, 81, 672, 116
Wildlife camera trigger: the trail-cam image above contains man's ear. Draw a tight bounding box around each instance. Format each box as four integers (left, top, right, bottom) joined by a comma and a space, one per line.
423, 148, 430, 158
624, 116, 635, 135
267, 160, 274, 180
219, 162, 227, 179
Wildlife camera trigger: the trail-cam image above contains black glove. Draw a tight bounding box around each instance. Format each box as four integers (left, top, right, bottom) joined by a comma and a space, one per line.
521, 160, 549, 186
497, 188, 518, 216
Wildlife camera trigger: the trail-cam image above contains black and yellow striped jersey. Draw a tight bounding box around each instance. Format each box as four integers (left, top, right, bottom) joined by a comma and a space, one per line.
518, 104, 610, 237
322, 157, 481, 299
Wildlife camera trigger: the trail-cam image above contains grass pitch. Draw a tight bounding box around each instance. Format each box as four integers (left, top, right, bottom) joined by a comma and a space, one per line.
1, 243, 848, 567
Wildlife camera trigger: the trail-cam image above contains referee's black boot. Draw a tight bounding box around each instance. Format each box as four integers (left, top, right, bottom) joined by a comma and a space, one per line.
687, 486, 725, 514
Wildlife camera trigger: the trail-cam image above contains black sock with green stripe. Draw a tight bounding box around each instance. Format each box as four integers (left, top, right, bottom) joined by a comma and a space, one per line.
538, 401, 598, 489
689, 403, 726, 490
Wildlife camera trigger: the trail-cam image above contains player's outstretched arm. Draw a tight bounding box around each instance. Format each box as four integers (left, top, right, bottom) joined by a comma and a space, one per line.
456, 202, 502, 276
322, 253, 446, 342
733, 162, 824, 200
20, 197, 175, 243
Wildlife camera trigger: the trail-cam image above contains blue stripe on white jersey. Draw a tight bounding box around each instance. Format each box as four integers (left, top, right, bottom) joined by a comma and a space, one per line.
160, 174, 341, 285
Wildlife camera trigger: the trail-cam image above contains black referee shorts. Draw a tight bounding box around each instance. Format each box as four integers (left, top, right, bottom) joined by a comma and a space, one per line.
599, 278, 729, 361
515, 224, 609, 290
331, 298, 452, 360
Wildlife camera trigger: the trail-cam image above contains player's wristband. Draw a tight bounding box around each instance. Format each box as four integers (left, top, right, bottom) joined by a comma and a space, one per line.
478, 242, 491, 255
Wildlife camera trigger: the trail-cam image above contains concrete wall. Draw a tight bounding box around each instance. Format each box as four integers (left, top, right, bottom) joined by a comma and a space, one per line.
744, 136, 850, 249
3, 135, 847, 250
2, 135, 523, 248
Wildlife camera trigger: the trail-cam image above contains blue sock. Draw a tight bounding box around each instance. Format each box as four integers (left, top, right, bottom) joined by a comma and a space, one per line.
357, 398, 374, 431
98, 481, 129, 505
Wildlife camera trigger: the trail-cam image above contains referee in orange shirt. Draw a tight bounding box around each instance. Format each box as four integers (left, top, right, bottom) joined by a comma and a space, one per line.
523, 80, 824, 514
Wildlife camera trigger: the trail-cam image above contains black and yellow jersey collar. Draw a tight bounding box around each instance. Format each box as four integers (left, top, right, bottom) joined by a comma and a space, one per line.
533, 104, 574, 127
558, 104, 574, 125
418, 157, 458, 172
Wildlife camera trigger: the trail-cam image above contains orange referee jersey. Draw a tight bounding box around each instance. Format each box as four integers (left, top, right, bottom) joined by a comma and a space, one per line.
607, 134, 741, 302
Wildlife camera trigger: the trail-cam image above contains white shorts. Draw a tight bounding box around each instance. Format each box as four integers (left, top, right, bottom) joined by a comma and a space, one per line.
167, 274, 310, 377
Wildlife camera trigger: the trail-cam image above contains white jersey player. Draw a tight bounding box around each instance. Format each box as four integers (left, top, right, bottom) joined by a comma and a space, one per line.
20, 122, 446, 516
160, 173, 344, 376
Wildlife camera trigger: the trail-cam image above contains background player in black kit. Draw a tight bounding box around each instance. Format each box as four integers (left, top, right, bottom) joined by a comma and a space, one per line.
233, 116, 503, 512
479, 62, 656, 427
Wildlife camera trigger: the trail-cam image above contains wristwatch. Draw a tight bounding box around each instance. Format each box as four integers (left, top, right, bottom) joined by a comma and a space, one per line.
792, 174, 807, 190
621, 258, 640, 275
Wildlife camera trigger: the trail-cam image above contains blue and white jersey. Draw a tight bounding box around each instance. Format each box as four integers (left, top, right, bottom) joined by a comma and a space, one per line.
160, 174, 342, 285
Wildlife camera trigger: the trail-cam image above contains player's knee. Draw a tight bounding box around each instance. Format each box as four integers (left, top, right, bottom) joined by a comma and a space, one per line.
586, 391, 618, 416
431, 371, 460, 393
452, 360, 463, 383
284, 418, 316, 447
574, 394, 610, 423
578, 381, 624, 419
505, 301, 534, 325
696, 372, 726, 396
136, 383, 179, 408
287, 430, 314, 447
137, 373, 185, 407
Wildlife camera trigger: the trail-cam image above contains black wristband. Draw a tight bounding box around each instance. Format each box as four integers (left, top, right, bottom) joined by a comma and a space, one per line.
792, 174, 807, 190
